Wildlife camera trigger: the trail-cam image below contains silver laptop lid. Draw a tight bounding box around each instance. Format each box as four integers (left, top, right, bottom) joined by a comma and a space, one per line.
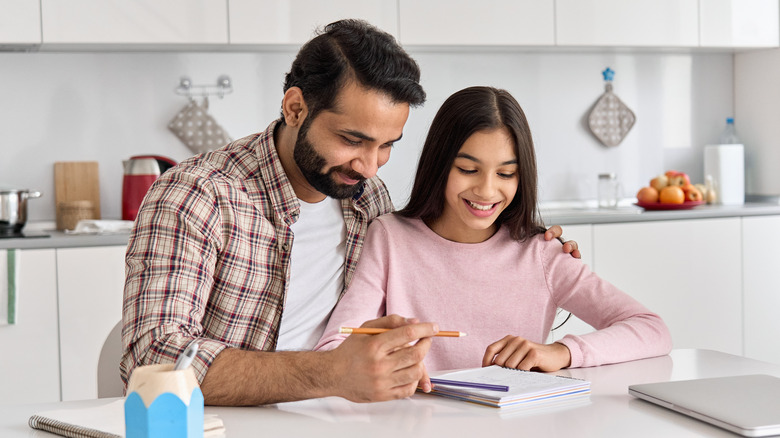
629, 374, 780, 437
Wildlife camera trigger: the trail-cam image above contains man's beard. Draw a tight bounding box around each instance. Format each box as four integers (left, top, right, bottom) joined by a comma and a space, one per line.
293, 119, 366, 199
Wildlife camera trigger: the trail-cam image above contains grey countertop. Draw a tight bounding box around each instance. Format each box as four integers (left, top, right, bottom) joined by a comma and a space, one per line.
540, 202, 780, 225
0, 229, 130, 250
3, 202, 780, 250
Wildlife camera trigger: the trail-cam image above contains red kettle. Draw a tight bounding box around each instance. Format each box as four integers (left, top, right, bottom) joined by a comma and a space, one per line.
122, 155, 177, 221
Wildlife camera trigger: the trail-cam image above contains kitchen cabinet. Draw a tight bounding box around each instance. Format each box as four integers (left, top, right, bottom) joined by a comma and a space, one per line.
700, 0, 779, 48
742, 215, 780, 364
592, 218, 743, 355
555, 0, 699, 47
0, 0, 41, 45
229, 0, 398, 44
735, 49, 780, 197
57, 245, 126, 402
40, 0, 228, 45
0, 249, 60, 404
398, 0, 554, 46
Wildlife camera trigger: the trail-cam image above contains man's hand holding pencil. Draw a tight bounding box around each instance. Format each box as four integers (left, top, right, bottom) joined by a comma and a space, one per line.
325, 314, 439, 403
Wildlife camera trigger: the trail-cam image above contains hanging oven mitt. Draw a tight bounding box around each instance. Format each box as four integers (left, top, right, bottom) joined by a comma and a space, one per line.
588, 68, 636, 147
168, 97, 232, 154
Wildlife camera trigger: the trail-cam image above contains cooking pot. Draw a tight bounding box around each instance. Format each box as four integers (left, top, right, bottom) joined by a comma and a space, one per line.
0, 189, 42, 235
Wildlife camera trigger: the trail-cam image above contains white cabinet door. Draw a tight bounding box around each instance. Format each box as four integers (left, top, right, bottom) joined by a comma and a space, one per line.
742, 215, 780, 364
0, 0, 41, 44
0, 249, 60, 404
592, 218, 743, 355
57, 246, 126, 401
41, 0, 228, 44
398, 0, 554, 46
229, 0, 398, 44
555, 0, 699, 47
700, 0, 779, 48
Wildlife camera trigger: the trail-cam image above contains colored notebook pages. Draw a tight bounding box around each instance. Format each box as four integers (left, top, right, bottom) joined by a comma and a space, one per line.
427, 365, 591, 408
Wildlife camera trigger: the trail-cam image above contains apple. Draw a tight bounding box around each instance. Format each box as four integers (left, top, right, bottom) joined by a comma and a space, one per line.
649, 175, 668, 191
682, 183, 703, 202
636, 186, 659, 203
667, 172, 690, 187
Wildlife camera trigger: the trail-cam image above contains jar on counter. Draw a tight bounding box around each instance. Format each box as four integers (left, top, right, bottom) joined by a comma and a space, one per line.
598, 173, 621, 209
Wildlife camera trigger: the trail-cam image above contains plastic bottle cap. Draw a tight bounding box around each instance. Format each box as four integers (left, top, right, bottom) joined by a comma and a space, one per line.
726, 117, 734, 123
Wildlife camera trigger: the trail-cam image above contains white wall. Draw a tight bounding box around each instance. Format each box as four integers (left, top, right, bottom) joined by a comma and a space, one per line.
0, 49, 733, 221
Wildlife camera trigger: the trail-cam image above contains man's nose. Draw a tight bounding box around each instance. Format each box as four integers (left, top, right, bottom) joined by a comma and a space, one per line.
352, 147, 379, 179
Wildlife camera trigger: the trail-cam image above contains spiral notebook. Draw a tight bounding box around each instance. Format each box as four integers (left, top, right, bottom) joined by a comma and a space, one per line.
427, 365, 591, 408
28, 399, 225, 438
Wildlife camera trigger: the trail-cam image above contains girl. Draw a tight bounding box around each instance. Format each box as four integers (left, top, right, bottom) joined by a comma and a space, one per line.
316, 86, 671, 372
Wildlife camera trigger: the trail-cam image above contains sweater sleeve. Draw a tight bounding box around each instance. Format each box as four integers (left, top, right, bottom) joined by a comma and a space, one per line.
538, 237, 672, 368
314, 219, 391, 351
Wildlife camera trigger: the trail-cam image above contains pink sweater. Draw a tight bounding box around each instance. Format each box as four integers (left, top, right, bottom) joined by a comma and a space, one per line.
315, 215, 671, 371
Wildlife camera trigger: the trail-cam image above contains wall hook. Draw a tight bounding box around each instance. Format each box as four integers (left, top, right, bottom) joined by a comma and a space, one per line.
175, 75, 233, 99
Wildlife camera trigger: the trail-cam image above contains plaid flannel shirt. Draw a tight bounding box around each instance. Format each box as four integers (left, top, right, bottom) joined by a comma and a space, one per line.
120, 120, 394, 386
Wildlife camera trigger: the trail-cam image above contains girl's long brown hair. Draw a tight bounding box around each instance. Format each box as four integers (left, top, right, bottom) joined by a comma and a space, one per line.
397, 86, 544, 240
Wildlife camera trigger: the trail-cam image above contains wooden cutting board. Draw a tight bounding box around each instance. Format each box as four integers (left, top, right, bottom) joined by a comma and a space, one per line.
54, 162, 101, 225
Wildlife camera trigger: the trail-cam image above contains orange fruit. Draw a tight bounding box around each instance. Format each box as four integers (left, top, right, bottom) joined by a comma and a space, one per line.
636, 186, 659, 203
659, 186, 685, 204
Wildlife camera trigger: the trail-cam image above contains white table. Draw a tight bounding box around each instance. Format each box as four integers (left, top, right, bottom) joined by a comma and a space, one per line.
3, 349, 779, 437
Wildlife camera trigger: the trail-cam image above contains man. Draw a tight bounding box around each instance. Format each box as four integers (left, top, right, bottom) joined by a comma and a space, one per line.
121, 19, 578, 406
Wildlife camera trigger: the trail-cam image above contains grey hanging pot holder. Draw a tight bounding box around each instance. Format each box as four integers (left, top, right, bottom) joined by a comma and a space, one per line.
168, 97, 232, 154
588, 68, 636, 147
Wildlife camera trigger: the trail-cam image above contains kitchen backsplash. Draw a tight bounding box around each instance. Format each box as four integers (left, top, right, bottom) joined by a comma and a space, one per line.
0, 50, 733, 221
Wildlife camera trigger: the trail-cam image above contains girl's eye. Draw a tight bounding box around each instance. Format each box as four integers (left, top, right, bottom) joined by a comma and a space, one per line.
456, 167, 477, 175
498, 172, 517, 179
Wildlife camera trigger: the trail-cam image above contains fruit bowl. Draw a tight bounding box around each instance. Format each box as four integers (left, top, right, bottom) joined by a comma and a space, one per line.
635, 200, 705, 211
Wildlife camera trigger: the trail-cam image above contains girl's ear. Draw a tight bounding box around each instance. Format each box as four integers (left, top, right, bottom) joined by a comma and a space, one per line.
281, 87, 309, 127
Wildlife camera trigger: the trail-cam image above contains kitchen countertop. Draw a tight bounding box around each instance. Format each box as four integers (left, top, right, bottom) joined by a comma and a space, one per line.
0, 228, 130, 250
3, 202, 780, 250
540, 202, 780, 225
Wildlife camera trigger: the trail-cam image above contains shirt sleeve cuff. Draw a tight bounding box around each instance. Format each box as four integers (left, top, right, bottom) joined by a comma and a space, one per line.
558, 336, 584, 368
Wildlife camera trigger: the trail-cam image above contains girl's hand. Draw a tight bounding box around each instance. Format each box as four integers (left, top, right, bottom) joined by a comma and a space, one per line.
482, 335, 572, 372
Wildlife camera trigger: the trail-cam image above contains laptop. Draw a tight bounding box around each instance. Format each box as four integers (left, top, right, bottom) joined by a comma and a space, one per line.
629, 374, 780, 437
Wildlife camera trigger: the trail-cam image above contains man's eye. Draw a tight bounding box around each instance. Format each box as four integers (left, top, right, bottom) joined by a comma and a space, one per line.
342, 136, 361, 146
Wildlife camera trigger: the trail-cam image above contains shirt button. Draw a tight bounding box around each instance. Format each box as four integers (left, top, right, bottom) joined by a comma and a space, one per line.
281, 242, 290, 251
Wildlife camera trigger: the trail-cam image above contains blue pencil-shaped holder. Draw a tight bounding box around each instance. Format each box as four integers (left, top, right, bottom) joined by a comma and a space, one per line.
124, 364, 204, 438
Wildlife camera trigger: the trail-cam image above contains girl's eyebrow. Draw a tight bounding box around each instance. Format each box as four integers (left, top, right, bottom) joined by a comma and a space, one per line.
456, 152, 518, 166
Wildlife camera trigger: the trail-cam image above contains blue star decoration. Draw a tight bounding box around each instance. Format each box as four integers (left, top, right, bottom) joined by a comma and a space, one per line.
602, 67, 615, 82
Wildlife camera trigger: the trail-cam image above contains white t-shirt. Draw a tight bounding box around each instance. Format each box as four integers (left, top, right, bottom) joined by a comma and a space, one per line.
275, 197, 346, 350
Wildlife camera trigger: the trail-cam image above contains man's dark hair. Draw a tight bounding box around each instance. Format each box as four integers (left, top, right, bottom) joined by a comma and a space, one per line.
282, 19, 426, 122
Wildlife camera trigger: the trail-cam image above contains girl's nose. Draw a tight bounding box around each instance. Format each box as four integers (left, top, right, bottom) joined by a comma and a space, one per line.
473, 175, 497, 198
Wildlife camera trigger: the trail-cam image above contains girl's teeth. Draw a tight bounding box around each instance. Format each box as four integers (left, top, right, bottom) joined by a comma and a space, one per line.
467, 200, 493, 211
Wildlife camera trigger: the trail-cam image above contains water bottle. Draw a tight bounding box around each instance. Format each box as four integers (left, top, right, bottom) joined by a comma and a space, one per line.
705, 117, 744, 205
719, 117, 740, 144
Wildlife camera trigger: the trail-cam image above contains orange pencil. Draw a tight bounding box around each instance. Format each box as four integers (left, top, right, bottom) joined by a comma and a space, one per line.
339, 327, 467, 337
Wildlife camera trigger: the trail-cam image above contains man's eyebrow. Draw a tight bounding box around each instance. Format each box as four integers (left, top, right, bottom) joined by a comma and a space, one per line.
340, 130, 403, 144
456, 152, 518, 166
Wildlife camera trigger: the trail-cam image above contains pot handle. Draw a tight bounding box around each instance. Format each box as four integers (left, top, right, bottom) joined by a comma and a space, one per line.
25, 191, 42, 199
